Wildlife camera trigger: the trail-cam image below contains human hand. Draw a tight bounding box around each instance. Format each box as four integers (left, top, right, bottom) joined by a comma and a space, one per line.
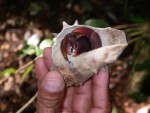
35, 47, 111, 113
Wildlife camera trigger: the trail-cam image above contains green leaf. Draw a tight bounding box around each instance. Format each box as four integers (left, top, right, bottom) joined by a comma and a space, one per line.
0, 68, 16, 77
80, 1, 93, 12
135, 59, 150, 71
22, 47, 35, 55
35, 46, 43, 56
39, 39, 53, 50
29, 2, 43, 16
21, 64, 33, 83
129, 92, 147, 103
130, 14, 145, 23
84, 19, 109, 28
111, 106, 118, 113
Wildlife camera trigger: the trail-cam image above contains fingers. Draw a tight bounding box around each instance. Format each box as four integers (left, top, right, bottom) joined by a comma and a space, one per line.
62, 87, 74, 113
35, 47, 111, 113
90, 68, 111, 113
72, 80, 92, 113
37, 71, 65, 113
35, 57, 48, 82
35, 47, 65, 113
35, 47, 52, 81
43, 47, 52, 69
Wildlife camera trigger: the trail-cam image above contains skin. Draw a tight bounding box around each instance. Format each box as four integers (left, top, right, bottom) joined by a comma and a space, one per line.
35, 47, 111, 113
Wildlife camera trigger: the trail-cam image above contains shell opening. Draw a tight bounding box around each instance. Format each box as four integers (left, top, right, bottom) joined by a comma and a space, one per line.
61, 27, 102, 61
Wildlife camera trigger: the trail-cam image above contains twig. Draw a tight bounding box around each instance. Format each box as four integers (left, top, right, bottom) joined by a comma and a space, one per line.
15, 55, 42, 74
127, 31, 145, 37
15, 60, 34, 74
113, 23, 149, 29
128, 36, 143, 44
16, 92, 38, 113
0, 76, 9, 85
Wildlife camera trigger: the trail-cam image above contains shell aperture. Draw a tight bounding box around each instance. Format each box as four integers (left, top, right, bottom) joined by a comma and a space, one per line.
61, 27, 102, 61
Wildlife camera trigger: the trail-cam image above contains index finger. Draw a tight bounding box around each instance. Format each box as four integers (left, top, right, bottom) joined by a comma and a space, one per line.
43, 47, 52, 69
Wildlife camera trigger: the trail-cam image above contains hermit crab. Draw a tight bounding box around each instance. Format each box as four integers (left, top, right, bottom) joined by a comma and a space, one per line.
51, 21, 128, 86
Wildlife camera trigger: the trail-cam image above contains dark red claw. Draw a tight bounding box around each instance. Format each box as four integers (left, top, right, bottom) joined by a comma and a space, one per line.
73, 27, 93, 36
61, 34, 69, 61
61, 27, 102, 61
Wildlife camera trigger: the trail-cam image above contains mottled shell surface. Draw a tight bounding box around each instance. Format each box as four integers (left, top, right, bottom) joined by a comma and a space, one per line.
51, 21, 128, 86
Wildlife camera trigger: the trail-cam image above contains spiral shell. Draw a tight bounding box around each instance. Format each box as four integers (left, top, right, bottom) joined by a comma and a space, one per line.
51, 20, 128, 86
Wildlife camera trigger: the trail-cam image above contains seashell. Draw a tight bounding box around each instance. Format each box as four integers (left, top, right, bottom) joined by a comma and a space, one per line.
51, 20, 128, 86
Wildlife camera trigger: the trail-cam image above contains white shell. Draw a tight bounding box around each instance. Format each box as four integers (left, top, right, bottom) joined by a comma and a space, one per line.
51, 21, 128, 86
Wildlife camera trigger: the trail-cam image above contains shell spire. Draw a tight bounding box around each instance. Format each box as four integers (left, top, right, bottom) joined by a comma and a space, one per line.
73, 20, 79, 26
62, 21, 70, 29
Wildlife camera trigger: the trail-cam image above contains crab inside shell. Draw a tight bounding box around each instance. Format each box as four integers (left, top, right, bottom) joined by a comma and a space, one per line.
51, 21, 127, 86
61, 27, 102, 61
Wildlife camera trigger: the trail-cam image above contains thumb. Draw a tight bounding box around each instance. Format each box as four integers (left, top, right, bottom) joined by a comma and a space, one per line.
37, 71, 65, 113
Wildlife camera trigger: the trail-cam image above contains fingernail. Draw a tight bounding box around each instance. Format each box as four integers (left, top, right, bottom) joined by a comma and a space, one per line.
44, 79, 65, 93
